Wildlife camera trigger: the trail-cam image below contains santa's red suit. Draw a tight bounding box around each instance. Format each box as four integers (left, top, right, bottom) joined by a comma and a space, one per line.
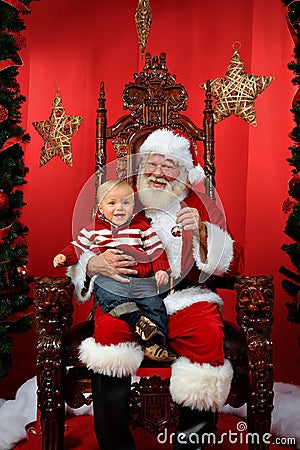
69, 186, 244, 413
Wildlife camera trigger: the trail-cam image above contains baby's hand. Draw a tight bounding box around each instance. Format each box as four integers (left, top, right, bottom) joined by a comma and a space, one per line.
155, 270, 169, 286
53, 254, 66, 267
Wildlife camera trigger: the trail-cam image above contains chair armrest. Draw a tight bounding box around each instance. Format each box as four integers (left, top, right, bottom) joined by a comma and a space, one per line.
234, 275, 274, 434
33, 276, 74, 434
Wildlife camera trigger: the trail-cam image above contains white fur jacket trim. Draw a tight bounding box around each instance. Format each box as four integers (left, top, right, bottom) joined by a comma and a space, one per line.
79, 337, 144, 377
163, 287, 223, 316
170, 357, 233, 412
67, 251, 97, 303
193, 222, 234, 276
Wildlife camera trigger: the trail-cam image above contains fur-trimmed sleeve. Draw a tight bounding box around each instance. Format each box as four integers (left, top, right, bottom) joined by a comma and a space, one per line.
66, 251, 98, 303
192, 222, 234, 276
185, 190, 244, 277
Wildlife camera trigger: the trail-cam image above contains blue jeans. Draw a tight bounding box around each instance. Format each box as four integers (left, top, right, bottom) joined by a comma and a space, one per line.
93, 275, 168, 337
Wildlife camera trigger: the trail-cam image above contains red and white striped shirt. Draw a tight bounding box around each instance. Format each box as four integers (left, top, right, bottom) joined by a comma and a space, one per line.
59, 212, 170, 278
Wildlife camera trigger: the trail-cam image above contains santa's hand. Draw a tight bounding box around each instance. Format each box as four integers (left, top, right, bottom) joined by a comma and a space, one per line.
155, 270, 169, 286
176, 207, 205, 236
87, 249, 138, 283
176, 207, 207, 248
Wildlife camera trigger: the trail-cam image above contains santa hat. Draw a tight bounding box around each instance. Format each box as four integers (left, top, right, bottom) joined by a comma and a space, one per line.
139, 128, 205, 185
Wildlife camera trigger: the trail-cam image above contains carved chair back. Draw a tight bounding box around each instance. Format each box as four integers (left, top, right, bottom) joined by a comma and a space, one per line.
95, 51, 215, 201
33, 52, 274, 450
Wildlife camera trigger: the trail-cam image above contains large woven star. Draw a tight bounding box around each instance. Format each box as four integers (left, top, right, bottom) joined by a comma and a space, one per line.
33, 93, 84, 166
204, 50, 274, 127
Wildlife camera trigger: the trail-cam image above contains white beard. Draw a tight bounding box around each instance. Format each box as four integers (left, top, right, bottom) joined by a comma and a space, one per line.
137, 172, 189, 279
136, 172, 188, 212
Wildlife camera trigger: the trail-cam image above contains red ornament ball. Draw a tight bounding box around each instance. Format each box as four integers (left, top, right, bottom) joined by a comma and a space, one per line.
0, 105, 9, 122
171, 225, 182, 237
17, 266, 27, 278
0, 191, 9, 210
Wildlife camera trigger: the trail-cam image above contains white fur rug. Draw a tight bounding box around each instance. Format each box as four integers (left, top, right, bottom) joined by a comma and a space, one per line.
0, 378, 299, 450
221, 382, 300, 449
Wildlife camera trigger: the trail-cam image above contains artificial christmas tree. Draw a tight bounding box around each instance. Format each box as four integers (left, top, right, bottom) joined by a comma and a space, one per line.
280, 0, 300, 342
0, 0, 33, 379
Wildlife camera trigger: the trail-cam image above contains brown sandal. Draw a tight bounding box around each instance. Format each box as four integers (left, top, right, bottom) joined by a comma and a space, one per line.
143, 343, 177, 362
135, 315, 157, 341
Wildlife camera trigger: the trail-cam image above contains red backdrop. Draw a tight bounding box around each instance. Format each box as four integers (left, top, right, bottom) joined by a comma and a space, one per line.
1, 0, 299, 398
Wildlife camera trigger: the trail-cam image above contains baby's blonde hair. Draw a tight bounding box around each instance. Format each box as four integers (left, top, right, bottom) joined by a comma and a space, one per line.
96, 179, 134, 205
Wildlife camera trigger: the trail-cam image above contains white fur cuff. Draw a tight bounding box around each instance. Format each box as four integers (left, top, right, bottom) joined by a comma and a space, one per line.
67, 251, 97, 303
193, 222, 234, 276
79, 337, 144, 377
170, 357, 233, 412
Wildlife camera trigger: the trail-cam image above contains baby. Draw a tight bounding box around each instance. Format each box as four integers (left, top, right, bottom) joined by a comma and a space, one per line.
54, 179, 176, 362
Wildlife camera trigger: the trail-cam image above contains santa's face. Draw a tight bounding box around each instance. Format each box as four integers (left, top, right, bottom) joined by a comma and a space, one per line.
144, 154, 180, 186
137, 153, 189, 209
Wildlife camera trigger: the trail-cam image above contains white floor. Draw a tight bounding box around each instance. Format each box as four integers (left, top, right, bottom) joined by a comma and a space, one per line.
0, 378, 299, 450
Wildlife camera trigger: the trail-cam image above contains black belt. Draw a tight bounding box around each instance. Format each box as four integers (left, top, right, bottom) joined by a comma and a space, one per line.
159, 277, 199, 298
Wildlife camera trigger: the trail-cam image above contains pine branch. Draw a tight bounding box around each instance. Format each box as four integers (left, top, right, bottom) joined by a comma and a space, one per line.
281, 0, 300, 333
0, 1, 34, 373
282, 279, 300, 298
279, 265, 300, 283
283, 205, 300, 242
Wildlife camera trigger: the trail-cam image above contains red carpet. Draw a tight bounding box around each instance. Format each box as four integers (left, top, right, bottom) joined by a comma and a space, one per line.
15, 413, 294, 450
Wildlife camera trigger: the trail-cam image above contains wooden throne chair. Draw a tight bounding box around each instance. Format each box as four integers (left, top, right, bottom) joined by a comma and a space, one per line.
33, 52, 274, 450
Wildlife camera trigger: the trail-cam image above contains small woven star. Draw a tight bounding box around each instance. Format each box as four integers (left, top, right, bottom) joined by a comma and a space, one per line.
33, 93, 84, 166
204, 50, 274, 127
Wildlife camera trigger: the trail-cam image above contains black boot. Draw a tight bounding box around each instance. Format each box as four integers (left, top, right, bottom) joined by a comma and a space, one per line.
173, 406, 215, 450
91, 372, 136, 450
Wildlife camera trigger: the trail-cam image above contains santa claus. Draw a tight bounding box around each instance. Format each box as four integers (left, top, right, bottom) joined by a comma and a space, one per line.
68, 128, 244, 450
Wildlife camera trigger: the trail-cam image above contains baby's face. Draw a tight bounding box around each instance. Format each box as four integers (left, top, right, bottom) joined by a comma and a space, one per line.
99, 184, 134, 226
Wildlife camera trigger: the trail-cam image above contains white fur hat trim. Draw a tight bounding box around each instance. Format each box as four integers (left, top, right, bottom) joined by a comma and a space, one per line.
139, 128, 205, 185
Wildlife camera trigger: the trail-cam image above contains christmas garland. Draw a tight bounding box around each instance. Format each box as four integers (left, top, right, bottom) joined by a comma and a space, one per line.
0, 0, 34, 378
280, 0, 300, 341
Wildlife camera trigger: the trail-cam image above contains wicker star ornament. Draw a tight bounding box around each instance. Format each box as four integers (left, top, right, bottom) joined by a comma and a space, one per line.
33, 93, 84, 166
203, 50, 274, 127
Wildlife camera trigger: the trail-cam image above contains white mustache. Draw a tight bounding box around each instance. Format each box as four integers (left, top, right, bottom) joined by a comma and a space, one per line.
147, 175, 168, 185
